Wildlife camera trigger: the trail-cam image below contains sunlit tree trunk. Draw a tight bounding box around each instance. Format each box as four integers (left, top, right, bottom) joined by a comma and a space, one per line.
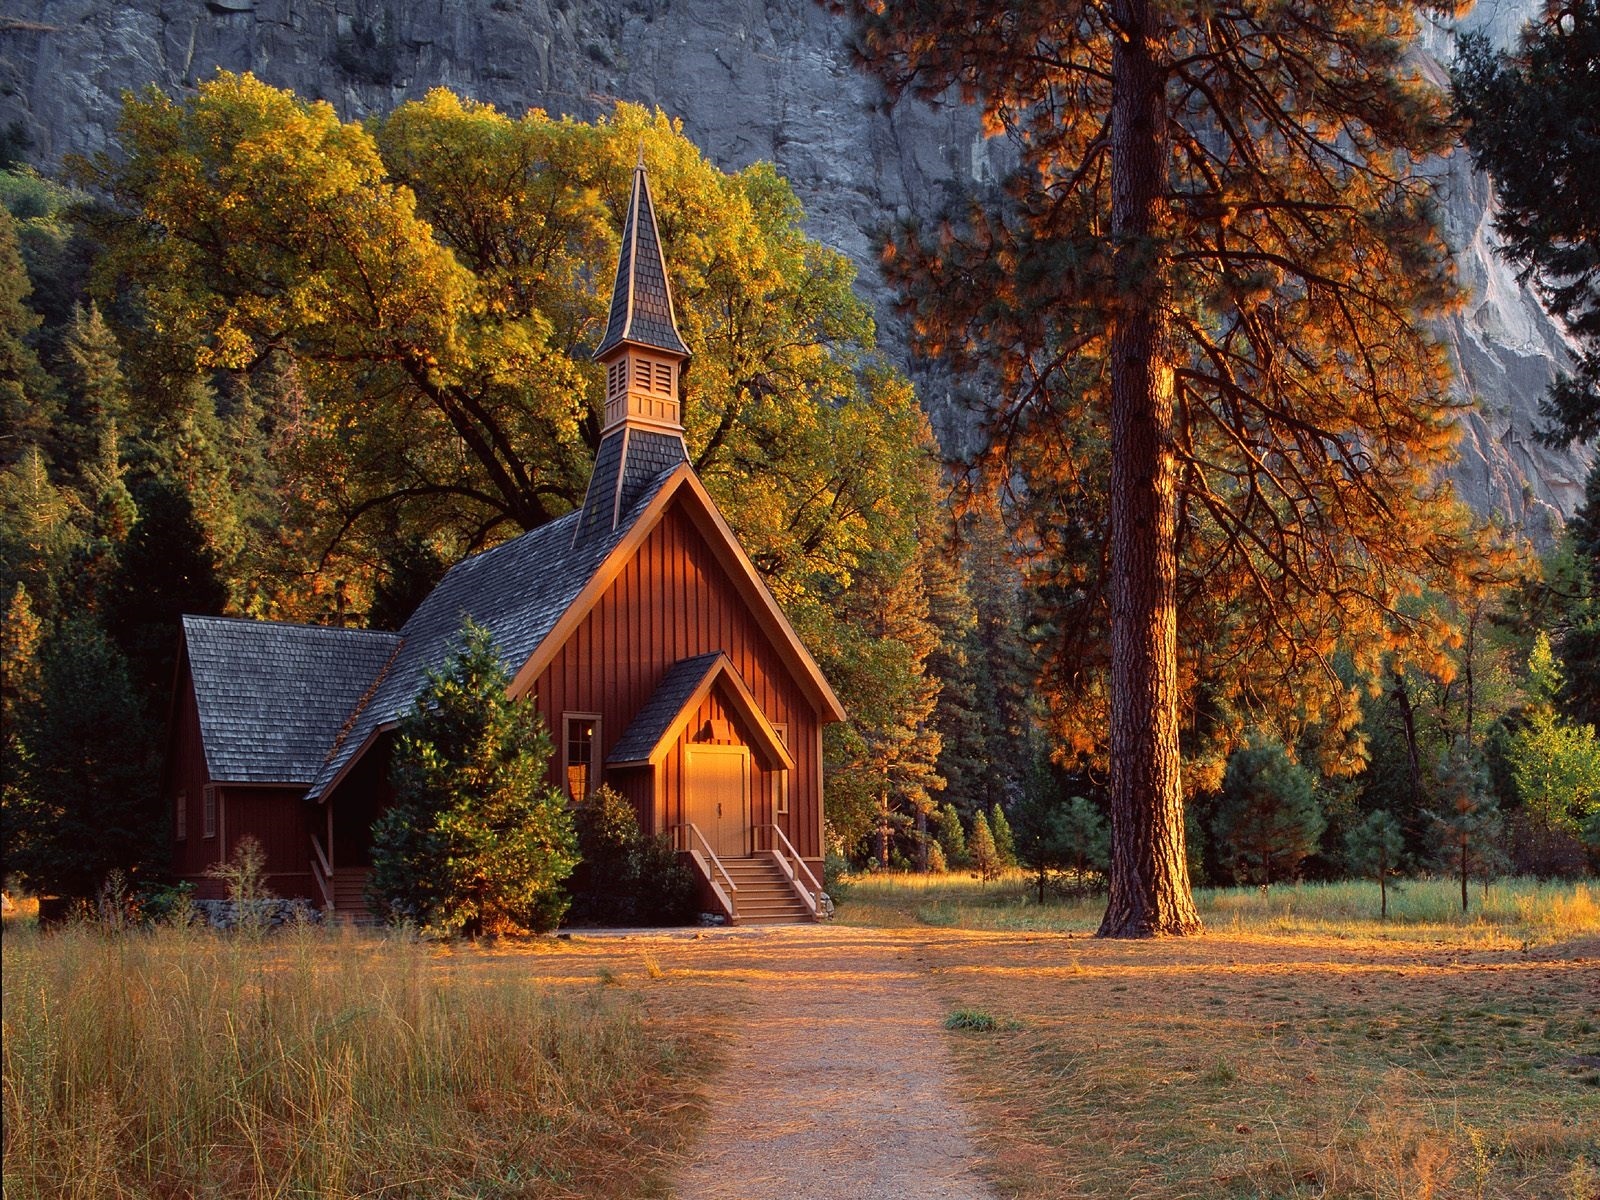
1096, 0, 1200, 938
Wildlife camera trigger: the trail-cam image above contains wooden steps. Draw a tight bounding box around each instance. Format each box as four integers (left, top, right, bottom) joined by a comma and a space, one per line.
720, 854, 817, 924
329, 867, 375, 925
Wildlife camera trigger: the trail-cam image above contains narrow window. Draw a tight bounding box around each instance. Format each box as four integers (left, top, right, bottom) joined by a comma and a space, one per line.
202, 785, 217, 839
564, 714, 600, 801
175, 791, 187, 841
654, 362, 672, 393
773, 724, 789, 815
632, 358, 651, 389
608, 361, 624, 397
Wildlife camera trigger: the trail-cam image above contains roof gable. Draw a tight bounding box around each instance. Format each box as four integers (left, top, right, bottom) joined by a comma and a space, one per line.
181, 615, 401, 785
607, 652, 796, 771
509, 465, 847, 725
305, 467, 679, 800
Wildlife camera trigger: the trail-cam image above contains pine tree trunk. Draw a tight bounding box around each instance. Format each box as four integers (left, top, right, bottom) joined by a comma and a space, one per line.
1096, 0, 1200, 938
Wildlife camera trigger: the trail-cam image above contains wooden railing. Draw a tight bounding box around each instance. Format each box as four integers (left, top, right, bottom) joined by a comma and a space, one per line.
672, 823, 738, 922
309, 833, 335, 911
759, 823, 825, 920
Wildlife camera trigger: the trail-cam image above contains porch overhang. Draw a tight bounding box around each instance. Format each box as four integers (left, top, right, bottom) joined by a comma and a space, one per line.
606, 651, 795, 772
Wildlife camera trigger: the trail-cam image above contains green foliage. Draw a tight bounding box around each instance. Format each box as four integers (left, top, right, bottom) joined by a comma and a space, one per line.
568, 784, 695, 926
1013, 785, 1110, 903
989, 802, 1016, 868
934, 799, 967, 869
1454, 5, 1600, 446
1344, 810, 1405, 919
369, 621, 578, 936
2, 615, 156, 896
1215, 736, 1325, 889
968, 809, 1001, 883
1429, 740, 1503, 912
1505, 633, 1600, 835
104, 479, 228, 706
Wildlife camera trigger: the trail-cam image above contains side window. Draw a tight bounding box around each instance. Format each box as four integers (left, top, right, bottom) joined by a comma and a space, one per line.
773, 723, 789, 815
202, 785, 217, 839
564, 714, 600, 801
175, 791, 187, 841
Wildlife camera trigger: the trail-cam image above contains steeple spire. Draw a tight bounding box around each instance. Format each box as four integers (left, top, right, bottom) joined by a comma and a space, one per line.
594, 158, 690, 435
572, 158, 691, 547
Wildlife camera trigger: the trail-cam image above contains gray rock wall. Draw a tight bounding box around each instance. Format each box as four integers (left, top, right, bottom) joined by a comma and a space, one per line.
1, 0, 1590, 536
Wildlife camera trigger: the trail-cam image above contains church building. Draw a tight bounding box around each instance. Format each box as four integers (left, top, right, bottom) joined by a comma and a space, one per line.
164, 160, 844, 924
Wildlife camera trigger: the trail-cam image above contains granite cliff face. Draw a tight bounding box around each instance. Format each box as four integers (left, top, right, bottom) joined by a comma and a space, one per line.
0, 0, 1591, 536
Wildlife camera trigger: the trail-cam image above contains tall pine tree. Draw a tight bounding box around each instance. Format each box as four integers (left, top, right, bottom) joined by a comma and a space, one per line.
834, 0, 1497, 935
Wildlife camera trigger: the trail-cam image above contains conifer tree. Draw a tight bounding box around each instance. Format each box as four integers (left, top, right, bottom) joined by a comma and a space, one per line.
969, 809, 1001, 883
369, 621, 578, 936
1429, 740, 1502, 913
4, 615, 156, 896
834, 0, 1496, 937
51, 303, 129, 492
935, 799, 968, 869
1215, 736, 1325, 890
989, 802, 1016, 869
0, 208, 58, 465
1453, 3, 1600, 447
1345, 810, 1405, 920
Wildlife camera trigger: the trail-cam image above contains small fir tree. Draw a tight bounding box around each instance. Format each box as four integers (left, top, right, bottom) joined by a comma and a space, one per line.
368, 621, 578, 936
1429, 740, 1502, 914
1345, 810, 1405, 920
989, 802, 1016, 869
968, 809, 1001, 883
935, 800, 967, 868
1014, 790, 1110, 903
1214, 735, 1326, 889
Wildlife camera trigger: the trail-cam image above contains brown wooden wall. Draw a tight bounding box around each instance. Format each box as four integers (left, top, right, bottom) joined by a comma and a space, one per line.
166, 662, 216, 887
526, 500, 825, 864
168, 652, 317, 900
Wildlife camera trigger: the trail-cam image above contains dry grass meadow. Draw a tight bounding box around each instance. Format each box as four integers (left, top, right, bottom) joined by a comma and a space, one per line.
842, 874, 1600, 1200
4, 876, 1597, 1199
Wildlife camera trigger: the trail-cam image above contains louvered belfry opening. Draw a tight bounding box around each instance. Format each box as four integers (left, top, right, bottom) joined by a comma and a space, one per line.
575, 158, 693, 545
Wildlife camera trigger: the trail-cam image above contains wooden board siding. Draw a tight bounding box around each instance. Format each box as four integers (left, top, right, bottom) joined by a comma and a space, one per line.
528, 501, 824, 863
215, 787, 315, 900
166, 660, 216, 887
169, 649, 318, 900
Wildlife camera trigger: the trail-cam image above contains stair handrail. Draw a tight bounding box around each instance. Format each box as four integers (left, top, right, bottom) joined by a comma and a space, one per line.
674, 822, 738, 922
309, 833, 335, 910
761, 823, 823, 919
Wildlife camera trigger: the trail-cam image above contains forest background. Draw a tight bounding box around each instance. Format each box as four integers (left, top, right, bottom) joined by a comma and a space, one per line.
1, 8, 1598, 904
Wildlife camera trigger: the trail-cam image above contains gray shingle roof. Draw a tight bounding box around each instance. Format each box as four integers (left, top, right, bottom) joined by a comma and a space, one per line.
305, 465, 681, 800
607, 652, 723, 765
594, 166, 690, 360
571, 427, 687, 546
182, 616, 402, 784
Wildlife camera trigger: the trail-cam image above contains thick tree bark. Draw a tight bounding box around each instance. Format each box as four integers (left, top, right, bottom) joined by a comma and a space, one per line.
1096, 1, 1201, 938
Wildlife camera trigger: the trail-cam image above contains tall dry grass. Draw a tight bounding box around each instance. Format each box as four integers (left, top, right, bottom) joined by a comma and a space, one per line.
2, 919, 698, 1198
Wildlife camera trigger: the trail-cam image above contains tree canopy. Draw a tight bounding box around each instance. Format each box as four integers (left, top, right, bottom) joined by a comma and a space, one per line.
1453, 1, 1600, 447
832, 0, 1505, 934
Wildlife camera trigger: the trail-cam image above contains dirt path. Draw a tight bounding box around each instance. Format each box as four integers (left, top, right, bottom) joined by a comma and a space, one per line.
565, 925, 999, 1200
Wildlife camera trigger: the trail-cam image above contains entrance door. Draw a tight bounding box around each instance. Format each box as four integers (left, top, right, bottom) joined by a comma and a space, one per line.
684, 745, 749, 858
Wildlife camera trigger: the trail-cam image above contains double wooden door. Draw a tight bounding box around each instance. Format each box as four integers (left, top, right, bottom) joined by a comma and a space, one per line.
684, 745, 749, 859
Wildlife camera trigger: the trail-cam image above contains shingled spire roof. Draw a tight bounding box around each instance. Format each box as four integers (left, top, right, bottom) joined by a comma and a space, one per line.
594, 157, 690, 361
